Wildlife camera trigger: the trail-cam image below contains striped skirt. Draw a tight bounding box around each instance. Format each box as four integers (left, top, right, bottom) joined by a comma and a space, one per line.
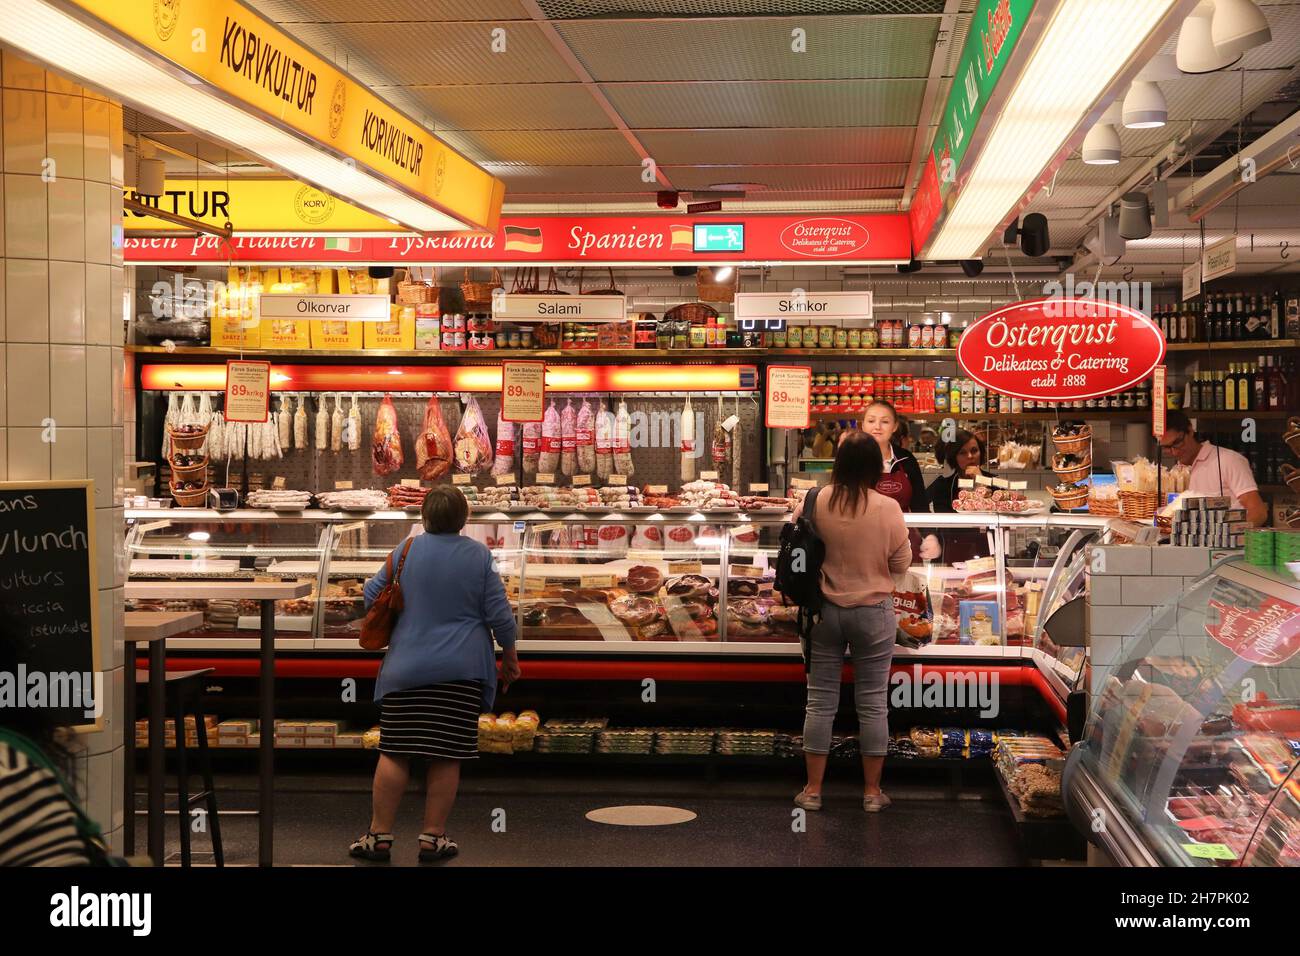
378, 680, 484, 760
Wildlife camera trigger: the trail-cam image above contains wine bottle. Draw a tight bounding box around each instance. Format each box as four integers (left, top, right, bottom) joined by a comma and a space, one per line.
1225, 365, 1237, 411
1238, 362, 1251, 411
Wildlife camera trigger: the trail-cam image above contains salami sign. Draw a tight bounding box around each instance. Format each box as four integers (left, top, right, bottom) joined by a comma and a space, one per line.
955, 297, 1166, 402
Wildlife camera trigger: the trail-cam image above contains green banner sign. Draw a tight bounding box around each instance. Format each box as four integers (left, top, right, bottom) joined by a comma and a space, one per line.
934, 0, 1037, 198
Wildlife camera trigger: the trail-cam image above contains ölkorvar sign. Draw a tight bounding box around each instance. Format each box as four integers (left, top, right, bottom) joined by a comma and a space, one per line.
956, 298, 1165, 401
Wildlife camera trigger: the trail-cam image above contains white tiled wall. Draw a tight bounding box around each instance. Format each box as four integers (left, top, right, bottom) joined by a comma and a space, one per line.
0, 48, 125, 853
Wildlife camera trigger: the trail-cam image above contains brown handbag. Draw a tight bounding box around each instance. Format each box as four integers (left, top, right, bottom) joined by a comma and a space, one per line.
359, 538, 414, 650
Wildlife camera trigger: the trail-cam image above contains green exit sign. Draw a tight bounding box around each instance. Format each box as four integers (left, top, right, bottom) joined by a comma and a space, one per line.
693, 223, 744, 253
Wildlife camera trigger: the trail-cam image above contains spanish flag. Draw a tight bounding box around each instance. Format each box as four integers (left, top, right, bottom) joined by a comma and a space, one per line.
669, 223, 693, 251
503, 224, 543, 253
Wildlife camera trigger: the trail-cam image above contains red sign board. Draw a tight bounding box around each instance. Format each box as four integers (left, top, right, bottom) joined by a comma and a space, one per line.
955, 297, 1166, 402
1206, 597, 1300, 667
223, 360, 271, 423
123, 213, 911, 265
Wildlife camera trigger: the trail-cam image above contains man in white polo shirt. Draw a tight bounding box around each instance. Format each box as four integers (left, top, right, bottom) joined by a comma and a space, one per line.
1159, 410, 1268, 527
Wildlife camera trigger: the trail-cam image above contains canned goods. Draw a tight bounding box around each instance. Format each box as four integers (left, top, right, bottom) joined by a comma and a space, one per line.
772, 328, 787, 347
818, 326, 834, 349
834, 328, 848, 349
862, 326, 879, 349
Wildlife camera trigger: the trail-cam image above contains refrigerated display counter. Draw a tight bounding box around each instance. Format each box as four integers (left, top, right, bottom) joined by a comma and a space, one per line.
1063, 558, 1300, 867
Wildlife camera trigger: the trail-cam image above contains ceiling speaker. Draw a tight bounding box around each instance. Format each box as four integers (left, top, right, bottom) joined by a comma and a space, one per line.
1151, 180, 1170, 227
368, 266, 395, 280
960, 259, 984, 278
1020, 214, 1050, 257
896, 259, 923, 274
1098, 213, 1126, 258
1119, 193, 1152, 240
137, 157, 165, 197
672, 266, 698, 278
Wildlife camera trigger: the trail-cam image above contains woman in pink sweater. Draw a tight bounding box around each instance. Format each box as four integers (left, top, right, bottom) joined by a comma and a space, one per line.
793, 430, 911, 812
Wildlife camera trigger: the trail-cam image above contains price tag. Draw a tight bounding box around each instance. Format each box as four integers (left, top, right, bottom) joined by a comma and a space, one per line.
609, 474, 627, 486
991, 477, 1009, 489
765, 365, 812, 429
668, 561, 703, 575
721, 415, 740, 432
400, 478, 421, 488
1182, 843, 1236, 861
501, 360, 546, 423
749, 483, 769, 494
572, 475, 592, 486
253, 574, 280, 584
223, 360, 271, 423
646, 485, 668, 494
957, 478, 975, 489
334, 480, 353, 490
536, 473, 555, 485
271, 476, 286, 490
1010, 481, 1028, 491
974, 474, 993, 486
452, 474, 471, 486
790, 478, 817, 490
700, 471, 719, 481
580, 574, 617, 589
495, 473, 516, 486
729, 564, 764, 578
1152, 365, 1167, 439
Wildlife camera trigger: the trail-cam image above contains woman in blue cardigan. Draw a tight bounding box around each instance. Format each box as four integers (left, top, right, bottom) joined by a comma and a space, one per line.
350, 486, 520, 863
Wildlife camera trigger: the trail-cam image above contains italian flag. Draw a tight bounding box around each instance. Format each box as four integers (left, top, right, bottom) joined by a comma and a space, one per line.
324, 237, 361, 252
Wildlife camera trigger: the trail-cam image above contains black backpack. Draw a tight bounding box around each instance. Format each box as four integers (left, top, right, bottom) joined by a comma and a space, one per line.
774, 486, 825, 667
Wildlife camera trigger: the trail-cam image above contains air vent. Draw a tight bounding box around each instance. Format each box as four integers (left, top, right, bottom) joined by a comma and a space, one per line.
536, 0, 946, 18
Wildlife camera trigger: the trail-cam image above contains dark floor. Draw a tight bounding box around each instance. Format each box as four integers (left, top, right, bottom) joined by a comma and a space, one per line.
138, 762, 1030, 867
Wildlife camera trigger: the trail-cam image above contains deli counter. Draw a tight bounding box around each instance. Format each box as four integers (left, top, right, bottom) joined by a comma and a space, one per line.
124, 507, 1108, 674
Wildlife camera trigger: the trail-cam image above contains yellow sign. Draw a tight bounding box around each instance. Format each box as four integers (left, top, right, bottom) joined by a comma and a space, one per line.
125, 179, 395, 233
71, 0, 504, 231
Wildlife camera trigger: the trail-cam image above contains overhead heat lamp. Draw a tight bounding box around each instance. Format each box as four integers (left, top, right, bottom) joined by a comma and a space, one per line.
1210, 0, 1272, 56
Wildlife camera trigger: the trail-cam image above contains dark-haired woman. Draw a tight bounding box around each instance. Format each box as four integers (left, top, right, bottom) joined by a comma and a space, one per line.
926, 429, 994, 564
351, 486, 519, 863
861, 400, 927, 560
792, 431, 911, 812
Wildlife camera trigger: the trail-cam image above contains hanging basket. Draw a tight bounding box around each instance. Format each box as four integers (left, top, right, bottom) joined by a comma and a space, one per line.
397, 269, 436, 305
580, 267, 622, 295
461, 267, 502, 306
697, 266, 737, 304
664, 302, 718, 325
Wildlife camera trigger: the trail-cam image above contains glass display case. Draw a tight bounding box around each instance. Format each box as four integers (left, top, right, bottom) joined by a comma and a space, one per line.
1063, 558, 1300, 867
126, 507, 1109, 660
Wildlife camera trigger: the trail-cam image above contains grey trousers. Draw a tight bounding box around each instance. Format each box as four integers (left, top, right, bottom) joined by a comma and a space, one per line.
802, 601, 896, 757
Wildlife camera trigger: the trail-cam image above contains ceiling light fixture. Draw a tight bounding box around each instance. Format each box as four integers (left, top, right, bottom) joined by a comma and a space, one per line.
1082, 122, 1123, 164
924, 0, 1183, 261
1210, 0, 1272, 56
0, 1, 500, 233
1123, 81, 1168, 129
1176, 2, 1243, 73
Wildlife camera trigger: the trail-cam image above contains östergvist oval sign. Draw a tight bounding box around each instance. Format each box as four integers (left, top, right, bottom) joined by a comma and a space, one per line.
956, 297, 1166, 402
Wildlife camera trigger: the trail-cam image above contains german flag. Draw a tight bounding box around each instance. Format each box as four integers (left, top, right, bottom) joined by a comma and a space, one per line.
503, 224, 543, 253
669, 223, 693, 251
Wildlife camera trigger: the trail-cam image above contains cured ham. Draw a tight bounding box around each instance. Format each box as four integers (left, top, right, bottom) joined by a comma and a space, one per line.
372, 394, 404, 476
415, 395, 452, 480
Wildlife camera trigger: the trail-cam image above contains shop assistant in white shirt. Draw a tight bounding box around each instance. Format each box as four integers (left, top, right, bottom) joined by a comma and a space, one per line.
1159, 410, 1268, 527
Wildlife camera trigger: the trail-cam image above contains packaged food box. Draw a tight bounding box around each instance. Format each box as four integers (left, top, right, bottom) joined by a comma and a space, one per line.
218, 735, 248, 748
274, 720, 308, 736
210, 314, 262, 349
335, 732, 366, 748
275, 736, 306, 748
218, 719, 258, 737
305, 720, 340, 737
311, 318, 363, 350
364, 304, 415, 350
304, 735, 336, 748
260, 317, 312, 349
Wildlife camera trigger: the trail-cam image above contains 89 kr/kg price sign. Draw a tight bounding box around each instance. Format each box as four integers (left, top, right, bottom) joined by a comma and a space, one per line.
765, 365, 812, 429
224, 360, 271, 423
501, 361, 546, 423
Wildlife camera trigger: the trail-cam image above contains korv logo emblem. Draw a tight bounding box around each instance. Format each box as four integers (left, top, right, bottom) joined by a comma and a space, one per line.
294, 185, 335, 225
779, 217, 870, 258
154, 0, 181, 41
433, 152, 447, 197
956, 297, 1166, 402
328, 79, 347, 139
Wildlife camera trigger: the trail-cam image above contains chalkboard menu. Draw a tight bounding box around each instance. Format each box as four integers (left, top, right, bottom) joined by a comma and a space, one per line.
0, 482, 101, 728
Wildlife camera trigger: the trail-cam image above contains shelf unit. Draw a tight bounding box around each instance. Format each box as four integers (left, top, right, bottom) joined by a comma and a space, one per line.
125, 344, 957, 361
1165, 339, 1297, 352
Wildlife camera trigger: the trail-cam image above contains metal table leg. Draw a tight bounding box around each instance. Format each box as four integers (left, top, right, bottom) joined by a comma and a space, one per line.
259, 599, 275, 867
147, 639, 166, 865
123, 640, 137, 856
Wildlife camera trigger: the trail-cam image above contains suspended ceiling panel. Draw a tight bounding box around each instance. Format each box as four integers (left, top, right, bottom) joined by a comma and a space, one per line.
255, 0, 532, 22
481, 164, 656, 192
636, 127, 915, 165
603, 79, 927, 128
536, 0, 948, 14
397, 85, 618, 130
283, 22, 577, 86
555, 17, 938, 81
438, 129, 643, 166
664, 163, 910, 191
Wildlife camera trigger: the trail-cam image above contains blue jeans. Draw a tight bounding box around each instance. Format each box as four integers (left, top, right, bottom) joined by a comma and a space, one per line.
802, 602, 896, 757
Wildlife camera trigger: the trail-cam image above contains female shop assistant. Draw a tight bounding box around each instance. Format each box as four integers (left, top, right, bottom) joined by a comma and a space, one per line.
925, 429, 994, 564
859, 401, 928, 558
351, 486, 521, 863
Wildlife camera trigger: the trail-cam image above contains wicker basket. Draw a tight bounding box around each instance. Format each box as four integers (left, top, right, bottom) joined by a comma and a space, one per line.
1285, 418, 1300, 457
1119, 490, 1160, 521
579, 267, 622, 296
697, 266, 737, 304
664, 302, 719, 325
169, 457, 209, 483
397, 270, 435, 305
1281, 463, 1300, 494
461, 267, 503, 306
1088, 495, 1121, 517
170, 483, 209, 508
168, 426, 209, 452
1051, 429, 1092, 455
1053, 462, 1092, 484
1155, 514, 1173, 536
1051, 487, 1089, 510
